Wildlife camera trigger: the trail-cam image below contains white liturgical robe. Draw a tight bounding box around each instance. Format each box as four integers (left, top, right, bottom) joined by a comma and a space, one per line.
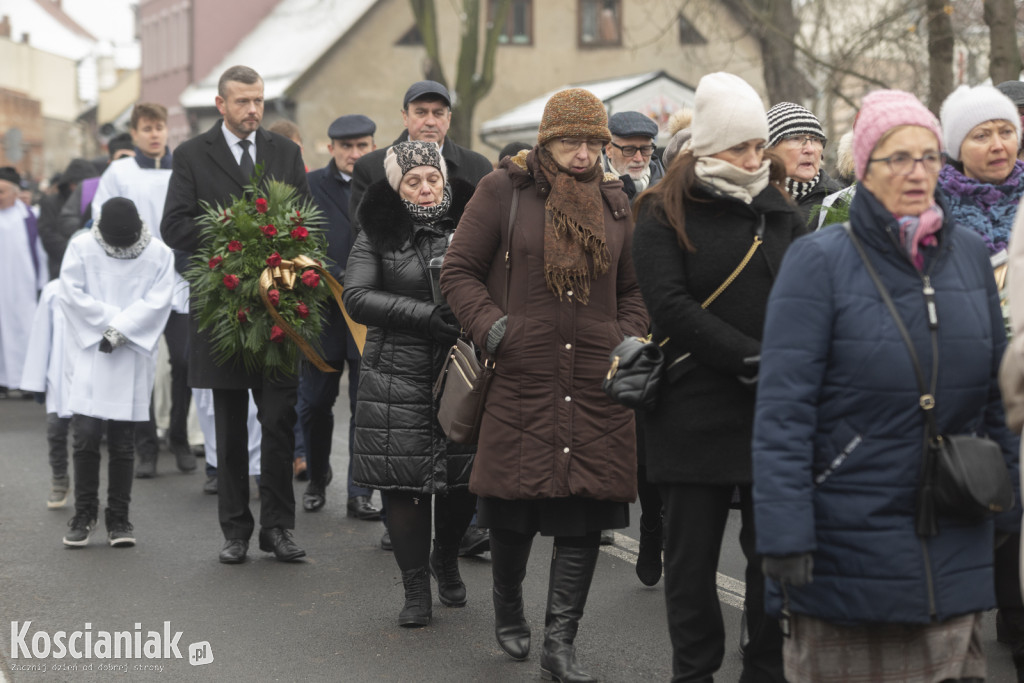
58, 229, 175, 421
19, 280, 71, 416
0, 199, 45, 387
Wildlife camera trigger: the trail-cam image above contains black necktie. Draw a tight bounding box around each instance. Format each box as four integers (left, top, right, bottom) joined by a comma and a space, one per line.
238, 139, 254, 179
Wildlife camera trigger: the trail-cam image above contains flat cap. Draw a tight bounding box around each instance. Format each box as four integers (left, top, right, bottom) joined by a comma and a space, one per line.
327, 114, 376, 140
608, 111, 659, 139
997, 80, 1024, 107
403, 80, 451, 109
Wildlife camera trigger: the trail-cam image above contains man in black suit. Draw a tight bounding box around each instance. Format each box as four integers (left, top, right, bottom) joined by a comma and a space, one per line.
349, 80, 493, 237
299, 114, 380, 520
161, 65, 309, 564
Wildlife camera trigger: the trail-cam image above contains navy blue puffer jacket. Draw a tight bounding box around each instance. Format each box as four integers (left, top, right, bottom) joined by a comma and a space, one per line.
753, 186, 1020, 625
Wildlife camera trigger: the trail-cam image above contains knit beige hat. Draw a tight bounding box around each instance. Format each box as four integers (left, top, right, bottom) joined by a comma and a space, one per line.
689, 73, 769, 157
537, 88, 611, 146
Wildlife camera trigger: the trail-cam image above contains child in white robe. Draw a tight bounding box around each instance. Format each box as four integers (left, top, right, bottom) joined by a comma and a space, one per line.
58, 197, 175, 548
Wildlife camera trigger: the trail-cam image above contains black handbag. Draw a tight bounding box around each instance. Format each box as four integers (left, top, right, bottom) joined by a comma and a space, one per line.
844, 224, 1013, 533
603, 219, 765, 410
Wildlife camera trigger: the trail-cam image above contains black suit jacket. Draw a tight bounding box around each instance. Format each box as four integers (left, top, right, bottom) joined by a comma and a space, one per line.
348, 138, 492, 238
307, 160, 358, 360
162, 120, 309, 389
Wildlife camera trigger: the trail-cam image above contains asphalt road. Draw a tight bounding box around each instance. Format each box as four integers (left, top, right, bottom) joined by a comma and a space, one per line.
0, 394, 1017, 682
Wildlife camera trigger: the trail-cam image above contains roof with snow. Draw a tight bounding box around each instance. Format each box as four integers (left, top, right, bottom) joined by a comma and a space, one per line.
179, 0, 378, 109
0, 0, 97, 61
479, 71, 697, 147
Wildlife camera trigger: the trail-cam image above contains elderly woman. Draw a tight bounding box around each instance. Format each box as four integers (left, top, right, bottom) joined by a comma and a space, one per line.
630, 72, 805, 683
342, 141, 477, 629
938, 82, 1024, 670
766, 102, 842, 224
753, 90, 1020, 683
441, 88, 648, 682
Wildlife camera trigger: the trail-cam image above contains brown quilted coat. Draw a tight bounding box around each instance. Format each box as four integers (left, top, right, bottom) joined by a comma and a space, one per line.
440, 152, 648, 503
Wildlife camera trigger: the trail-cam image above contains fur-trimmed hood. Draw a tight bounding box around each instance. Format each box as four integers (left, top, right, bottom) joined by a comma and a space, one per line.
356, 176, 476, 253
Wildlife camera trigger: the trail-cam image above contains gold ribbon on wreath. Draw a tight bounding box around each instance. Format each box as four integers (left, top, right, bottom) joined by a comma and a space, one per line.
258, 254, 367, 372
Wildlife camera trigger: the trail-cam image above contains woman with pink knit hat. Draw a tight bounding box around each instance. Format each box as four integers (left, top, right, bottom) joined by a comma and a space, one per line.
753, 89, 1019, 682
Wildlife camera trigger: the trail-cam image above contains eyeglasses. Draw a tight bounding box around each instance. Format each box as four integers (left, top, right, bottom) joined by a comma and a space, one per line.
557, 138, 606, 154
867, 152, 943, 176
781, 134, 826, 149
609, 142, 656, 158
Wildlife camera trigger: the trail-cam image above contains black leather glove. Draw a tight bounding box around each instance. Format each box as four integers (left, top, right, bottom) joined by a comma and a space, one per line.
428, 309, 460, 347
99, 337, 114, 353
762, 553, 813, 587
436, 302, 458, 326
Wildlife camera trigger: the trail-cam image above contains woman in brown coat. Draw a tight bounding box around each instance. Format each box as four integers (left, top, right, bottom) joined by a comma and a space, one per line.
441, 88, 648, 683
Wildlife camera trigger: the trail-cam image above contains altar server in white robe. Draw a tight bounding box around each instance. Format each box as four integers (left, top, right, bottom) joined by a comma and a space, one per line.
0, 166, 46, 394
58, 197, 175, 548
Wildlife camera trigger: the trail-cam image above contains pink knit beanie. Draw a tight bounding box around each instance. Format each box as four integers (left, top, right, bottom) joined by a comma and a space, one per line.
853, 90, 943, 181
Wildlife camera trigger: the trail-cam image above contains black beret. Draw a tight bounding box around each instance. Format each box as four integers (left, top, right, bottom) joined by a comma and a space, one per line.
608, 111, 659, 140
403, 80, 451, 109
327, 114, 377, 140
0, 166, 21, 187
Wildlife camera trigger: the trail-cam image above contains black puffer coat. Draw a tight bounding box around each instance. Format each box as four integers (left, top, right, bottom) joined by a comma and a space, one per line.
343, 178, 476, 494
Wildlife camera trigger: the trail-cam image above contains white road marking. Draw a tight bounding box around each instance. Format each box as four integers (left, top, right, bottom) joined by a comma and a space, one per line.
601, 531, 747, 609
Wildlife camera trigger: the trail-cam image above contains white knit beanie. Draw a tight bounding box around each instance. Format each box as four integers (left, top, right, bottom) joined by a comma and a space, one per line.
939, 84, 1021, 161
689, 73, 769, 157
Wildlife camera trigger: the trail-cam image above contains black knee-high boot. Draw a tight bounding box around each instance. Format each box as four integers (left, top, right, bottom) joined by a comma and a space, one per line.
540, 545, 599, 682
491, 532, 534, 660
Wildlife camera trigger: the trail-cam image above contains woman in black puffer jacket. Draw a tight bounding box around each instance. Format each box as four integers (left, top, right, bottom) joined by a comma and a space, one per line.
342, 140, 476, 629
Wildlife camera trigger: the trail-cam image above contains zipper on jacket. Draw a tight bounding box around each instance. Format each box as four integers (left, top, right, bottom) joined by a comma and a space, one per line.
813, 434, 861, 487
918, 537, 938, 620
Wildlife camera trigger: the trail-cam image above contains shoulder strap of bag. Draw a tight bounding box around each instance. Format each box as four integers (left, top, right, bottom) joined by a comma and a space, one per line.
502, 186, 519, 313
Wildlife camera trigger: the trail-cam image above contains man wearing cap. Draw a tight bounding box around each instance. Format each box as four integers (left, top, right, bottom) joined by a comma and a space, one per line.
0, 166, 46, 397
57, 197, 176, 548
997, 81, 1024, 160
299, 114, 381, 519
349, 80, 492, 238
162, 65, 310, 565
603, 111, 665, 202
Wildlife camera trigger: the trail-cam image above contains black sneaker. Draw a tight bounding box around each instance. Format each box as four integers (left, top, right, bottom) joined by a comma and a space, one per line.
63, 512, 96, 548
106, 516, 136, 548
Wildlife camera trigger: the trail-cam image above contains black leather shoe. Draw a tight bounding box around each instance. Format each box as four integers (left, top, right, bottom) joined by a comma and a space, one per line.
218, 539, 248, 564
171, 439, 196, 473
303, 482, 326, 512
202, 475, 217, 495
458, 525, 490, 557
380, 529, 392, 551
258, 527, 306, 562
346, 495, 381, 521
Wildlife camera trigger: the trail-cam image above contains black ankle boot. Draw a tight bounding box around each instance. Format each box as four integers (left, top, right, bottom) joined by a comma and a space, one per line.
429, 541, 467, 607
491, 535, 533, 660
635, 520, 663, 586
539, 546, 599, 682
398, 567, 432, 627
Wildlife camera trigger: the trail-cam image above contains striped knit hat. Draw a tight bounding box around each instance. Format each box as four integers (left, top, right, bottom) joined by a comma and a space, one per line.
766, 102, 826, 148
537, 88, 611, 146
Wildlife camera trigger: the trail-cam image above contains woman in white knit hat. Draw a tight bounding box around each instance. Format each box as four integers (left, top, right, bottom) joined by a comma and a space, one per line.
631, 72, 806, 683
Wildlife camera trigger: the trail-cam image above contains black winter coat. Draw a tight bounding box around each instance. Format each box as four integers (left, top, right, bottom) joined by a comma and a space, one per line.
342, 178, 476, 494
795, 169, 843, 226
632, 183, 807, 484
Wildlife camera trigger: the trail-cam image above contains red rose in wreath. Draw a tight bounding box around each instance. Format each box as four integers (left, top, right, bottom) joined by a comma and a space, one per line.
270, 325, 286, 343
237, 307, 249, 322
268, 289, 280, 307
301, 270, 320, 288
228, 240, 243, 252
261, 224, 277, 237
266, 252, 282, 267
290, 226, 308, 241
296, 302, 310, 319
208, 255, 223, 269
223, 274, 240, 290
255, 198, 268, 214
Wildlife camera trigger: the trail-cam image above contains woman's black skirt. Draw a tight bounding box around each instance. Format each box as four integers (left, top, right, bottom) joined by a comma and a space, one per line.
478, 496, 629, 537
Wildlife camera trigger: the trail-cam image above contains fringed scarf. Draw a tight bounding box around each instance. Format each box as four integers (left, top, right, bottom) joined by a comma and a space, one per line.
535, 147, 610, 304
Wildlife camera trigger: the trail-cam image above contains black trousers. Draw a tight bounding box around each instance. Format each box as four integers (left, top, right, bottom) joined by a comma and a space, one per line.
133, 312, 192, 456
214, 376, 298, 540
71, 415, 135, 517
660, 482, 784, 683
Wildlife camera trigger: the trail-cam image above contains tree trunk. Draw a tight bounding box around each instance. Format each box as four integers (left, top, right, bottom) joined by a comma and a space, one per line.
924, 0, 954, 115
408, 0, 447, 86
984, 0, 1023, 86
720, 0, 812, 104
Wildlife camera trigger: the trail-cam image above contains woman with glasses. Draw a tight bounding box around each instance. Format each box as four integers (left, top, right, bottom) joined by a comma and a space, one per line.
441, 88, 648, 682
766, 102, 842, 225
937, 83, 1024, 670
630, 72, 805, 683
753, 89, 1019, 682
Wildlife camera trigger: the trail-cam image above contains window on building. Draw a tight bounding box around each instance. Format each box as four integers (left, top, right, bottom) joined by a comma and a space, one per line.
579, 0, 621, 48
677, 12, 706, 45
490, 0, 533, 46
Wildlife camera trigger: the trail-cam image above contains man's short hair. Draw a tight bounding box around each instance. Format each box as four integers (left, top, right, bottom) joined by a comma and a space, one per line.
218, 65, 263, 97
131, 102, 168, 129
268, 119, 302, 143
